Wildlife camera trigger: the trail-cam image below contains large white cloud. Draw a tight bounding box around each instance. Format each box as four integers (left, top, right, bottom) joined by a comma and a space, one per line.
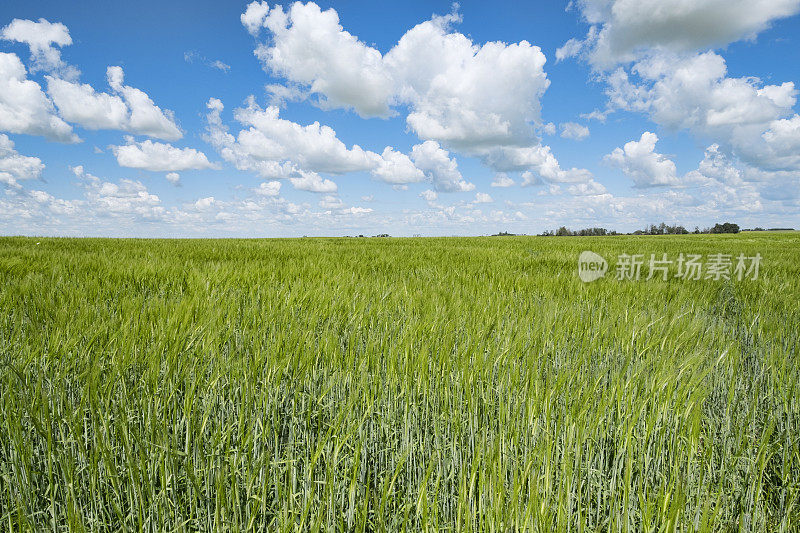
111, 139, 216, 172
46, 76, 129, 131
550, 0, 800, 205
46, 66, 182, 140
683, 145, 769, 210
241, 1, 271, 36
232, 97, 377, 173
106, 66, 182, 140
385, 13, 549, 151
559, 0, 800, 187
410, 141, 474, 192
0, 52, 79, 143
238, 1, 596, 195
562, 0, 800, 68
746, 115, 800, 171
0, 133, 45, 187
248, 1, 394, 117
485, 145, 594, 184
604, 132, 679, 187
2, 20, 180, 142
243, 2, 550, 151
603, 52, 800, 174
628, 53, 794, 135
205, 97, 433, 192
684, 144, 745, 186
370, 147, 425, 185
1, 18, 78, 79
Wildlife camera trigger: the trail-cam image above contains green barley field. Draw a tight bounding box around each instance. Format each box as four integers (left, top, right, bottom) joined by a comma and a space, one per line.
1, 233, 798, 531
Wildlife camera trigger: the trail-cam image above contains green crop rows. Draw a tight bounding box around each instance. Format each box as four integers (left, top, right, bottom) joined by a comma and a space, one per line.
1, 233, 798, 531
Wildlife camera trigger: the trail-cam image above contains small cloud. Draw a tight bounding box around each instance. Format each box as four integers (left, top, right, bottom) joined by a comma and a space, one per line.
255, 180, 281, 197
184, 50, 231, 73
111, 139, 216, 172
345, 206, 373, 215
194, 196, 216, 210
165, 172, 181, 186
289, 172, 337, 193
319, 194, 344, 209
419, 189, 438, 203
580, 109, 608, 122
560, 122, 590, 140
555, 37, 584, 63
567, 180, 606, 195
210, 60, 230, 72
491, 173, 515, 187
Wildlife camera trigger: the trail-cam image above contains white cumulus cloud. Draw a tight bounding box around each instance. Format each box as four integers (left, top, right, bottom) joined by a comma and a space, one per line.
370, 147, 425, 184
1, 18, 78, 78
289, 171, 338, 193
566, 0, 800, 68
243, 2, 550, 152
205, 97, 430, 192
604, 132, 679, 187
604, 51, 799, 175
238, 2, 594, 194
111, 139, 215, 172
0, 133, 45, 187
73, 165, 167, 220
231, 97, 377, 174
491, 173, 515, 187
47, 66, 182, 140
255, 180, 282, 197
386, 12, 549, 151
250, 1, 394, 117
0, 52, 78, 142
560, 122, 590, 140
485, 145, 594, 183
410, 141, 474, 192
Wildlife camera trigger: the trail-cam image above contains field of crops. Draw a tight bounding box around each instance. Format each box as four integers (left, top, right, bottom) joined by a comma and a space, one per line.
1, 233, 798, 531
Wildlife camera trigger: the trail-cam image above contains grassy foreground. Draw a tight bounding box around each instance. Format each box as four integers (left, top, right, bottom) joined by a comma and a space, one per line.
0, 234, 798, 531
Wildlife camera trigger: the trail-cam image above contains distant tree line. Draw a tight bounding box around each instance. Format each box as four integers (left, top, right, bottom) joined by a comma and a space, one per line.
341, 234, 392, 238
539, 227, 617, 237
538, 222, 747, 236
633, 222, 690, 235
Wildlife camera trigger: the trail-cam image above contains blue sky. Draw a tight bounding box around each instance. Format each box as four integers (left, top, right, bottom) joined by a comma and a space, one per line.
1, 0, 799, 236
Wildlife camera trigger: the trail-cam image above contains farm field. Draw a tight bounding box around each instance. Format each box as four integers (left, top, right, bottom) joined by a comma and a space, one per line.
0, 233, 798, 531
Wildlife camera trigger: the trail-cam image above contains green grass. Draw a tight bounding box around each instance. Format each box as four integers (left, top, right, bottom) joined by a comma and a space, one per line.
0, 233, 798, 531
